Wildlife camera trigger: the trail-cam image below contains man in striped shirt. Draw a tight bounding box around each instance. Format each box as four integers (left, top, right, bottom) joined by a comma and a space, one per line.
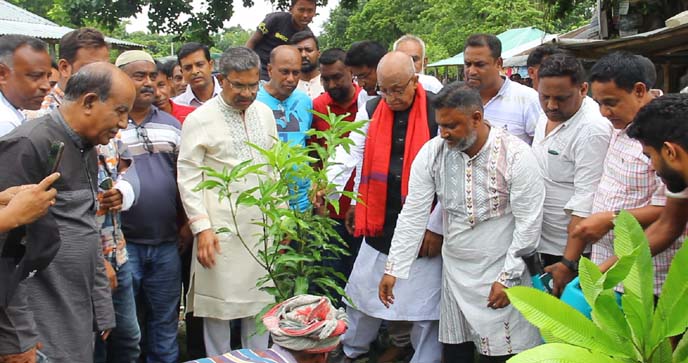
564, 52, 684, 296
116, 50, 183, 363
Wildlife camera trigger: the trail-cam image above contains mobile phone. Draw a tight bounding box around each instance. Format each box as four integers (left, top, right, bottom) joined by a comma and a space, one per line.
47, 141, 65, 174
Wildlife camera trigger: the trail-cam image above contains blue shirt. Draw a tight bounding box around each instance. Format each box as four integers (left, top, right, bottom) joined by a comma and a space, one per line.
256, 86, 313, 212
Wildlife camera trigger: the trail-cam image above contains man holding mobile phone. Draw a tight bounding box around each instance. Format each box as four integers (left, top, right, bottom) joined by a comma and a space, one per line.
0, 62, 135, 363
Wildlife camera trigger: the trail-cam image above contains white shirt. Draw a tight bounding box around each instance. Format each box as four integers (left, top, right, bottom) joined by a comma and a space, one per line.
532, 97, 613, 255
385, 128, 543, 352
484, 77, 542, 145
173, 77, 222, 108
418, 73, 443, 93
0, 90, 26, 137
296, 74, 325, 99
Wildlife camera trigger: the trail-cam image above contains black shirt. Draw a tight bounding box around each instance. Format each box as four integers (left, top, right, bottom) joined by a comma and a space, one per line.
254, 12, 311, 80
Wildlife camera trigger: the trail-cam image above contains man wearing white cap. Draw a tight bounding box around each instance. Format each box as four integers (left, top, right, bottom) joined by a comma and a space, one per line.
115, 50, 183, 363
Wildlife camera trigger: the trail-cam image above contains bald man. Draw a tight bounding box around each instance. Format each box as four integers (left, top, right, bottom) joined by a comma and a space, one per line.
0, 62, 135, 363
326, 52, 442, 363
257, 45, 313, 211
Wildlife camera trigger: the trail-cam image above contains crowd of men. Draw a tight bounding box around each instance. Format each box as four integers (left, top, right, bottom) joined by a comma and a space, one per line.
1, 0, 687, 362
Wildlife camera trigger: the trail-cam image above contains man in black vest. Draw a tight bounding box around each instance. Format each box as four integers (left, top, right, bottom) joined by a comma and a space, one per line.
325, 52, 442, 363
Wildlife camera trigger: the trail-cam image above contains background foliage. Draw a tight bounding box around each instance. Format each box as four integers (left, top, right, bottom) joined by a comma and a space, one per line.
11, 0, 594, 61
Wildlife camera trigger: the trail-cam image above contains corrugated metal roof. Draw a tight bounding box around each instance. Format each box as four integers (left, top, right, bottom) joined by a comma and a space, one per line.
0, 0, 142, 48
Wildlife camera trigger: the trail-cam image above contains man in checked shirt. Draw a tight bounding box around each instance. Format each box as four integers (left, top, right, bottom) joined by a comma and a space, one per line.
550, 52, 685, 298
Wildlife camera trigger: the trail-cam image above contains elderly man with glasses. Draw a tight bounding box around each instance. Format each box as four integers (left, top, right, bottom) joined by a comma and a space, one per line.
325, 51, 443, 363
178, 46, 277, 356
116, 50, 184, 363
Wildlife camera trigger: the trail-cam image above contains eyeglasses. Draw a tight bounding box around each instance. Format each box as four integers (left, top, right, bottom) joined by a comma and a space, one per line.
378, 76, 414, 98
352, 70, 373, 83
228, 81, 260, 93
136, 125, 154, 153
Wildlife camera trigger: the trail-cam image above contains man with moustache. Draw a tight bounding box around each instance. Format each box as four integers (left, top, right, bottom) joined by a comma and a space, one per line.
116, 50, 183, 363
327, 52, 442, 363
290, 30, 324, 99
25, 28, 110, 120
178, 46, 276, 355
463, 34, 542, 144
379, 82, 544, 363
174, 43, 222, 108
257, 45, 313, 212
344, 41, 387, 111
0, 62, 135, 363
0, 35, 51, 137
562, 52, 684, 297
530, 54, 612, 296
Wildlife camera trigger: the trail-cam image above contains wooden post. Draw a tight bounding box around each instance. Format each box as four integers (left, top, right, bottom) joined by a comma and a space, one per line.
663, 63, 670, 93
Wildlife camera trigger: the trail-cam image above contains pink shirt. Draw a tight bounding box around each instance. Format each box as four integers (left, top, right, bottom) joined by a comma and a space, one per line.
591, 128, 683, 294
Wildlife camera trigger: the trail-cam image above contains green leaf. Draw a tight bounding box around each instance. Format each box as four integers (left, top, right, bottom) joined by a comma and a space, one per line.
649, 242, 688, 352
294, 276, 309, 295
505, 286, 631, 358
192, 179, 224, 192
507, 343, 634, 363
602, 250, 639, 289
614, 211, 655, 348
590, 291, 635, 353
649, 339, 672, 363
673, 333, 688, 363
578, 257, 604, 307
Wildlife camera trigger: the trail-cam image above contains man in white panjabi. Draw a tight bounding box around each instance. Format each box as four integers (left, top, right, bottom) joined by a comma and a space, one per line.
379, 82, 544, 363
177, 47, 277, 356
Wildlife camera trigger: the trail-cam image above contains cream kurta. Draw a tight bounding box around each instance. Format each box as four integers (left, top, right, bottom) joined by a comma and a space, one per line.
386, 127, 544, 356
178, 96, 277, 320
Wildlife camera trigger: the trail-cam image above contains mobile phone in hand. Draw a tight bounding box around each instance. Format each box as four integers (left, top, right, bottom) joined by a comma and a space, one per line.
47, 141, 65, 174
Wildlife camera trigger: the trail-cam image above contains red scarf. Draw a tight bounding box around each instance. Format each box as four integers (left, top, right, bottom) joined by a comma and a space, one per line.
355, 83, 430, 237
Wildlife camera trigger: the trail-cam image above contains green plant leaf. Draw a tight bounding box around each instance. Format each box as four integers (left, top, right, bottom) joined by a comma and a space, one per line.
649, 339, 672, 363
507, 343, 634, 363
192, 179, 224, 192
614, 210, 655, 349
578, 257, 604, 307
590, 291, 635, 353
649, 241, 688, 353
673, 332, 688, 363
505, 286, 631, 358
294, 276, 309, 295
602, 249, 639, 289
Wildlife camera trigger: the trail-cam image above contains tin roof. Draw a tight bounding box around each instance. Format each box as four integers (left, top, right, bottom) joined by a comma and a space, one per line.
0, 0, 142, 49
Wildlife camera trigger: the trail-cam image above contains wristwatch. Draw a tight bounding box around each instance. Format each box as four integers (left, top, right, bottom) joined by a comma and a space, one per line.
560, 257, 579, 272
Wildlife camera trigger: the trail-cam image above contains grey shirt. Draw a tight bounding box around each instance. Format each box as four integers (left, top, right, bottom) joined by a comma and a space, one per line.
0, 111, 115, 360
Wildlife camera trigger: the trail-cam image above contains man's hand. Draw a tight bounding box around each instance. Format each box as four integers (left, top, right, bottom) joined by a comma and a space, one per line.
312, 189, 327, 216
197, 229, 221, 268
0, 185, 29, 205
103, 260, 118, 291
344, 207, 355, 235
418, 230, 443, 257
599, 256, 618, 273
570, 211, 614, 243
3, 173, 60, 228
98, 188, 123, 211
100, 329, 111, 342
487, 282, 510, 309
545, 262, 576, 297
378, 274, 397, 308
0, 345, 38, 363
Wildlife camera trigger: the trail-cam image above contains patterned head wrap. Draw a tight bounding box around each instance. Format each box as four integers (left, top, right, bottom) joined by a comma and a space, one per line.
263, 295, 348, 353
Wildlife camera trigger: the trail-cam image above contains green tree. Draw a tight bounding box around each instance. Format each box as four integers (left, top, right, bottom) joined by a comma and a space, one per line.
213, 26, 253, 53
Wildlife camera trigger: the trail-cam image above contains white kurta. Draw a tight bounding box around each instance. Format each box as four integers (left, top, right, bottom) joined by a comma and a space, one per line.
386, 127, 544, 355
178, 96, 278, 320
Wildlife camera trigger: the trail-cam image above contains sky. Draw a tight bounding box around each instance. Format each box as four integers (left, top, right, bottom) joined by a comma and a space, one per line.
125, 0, 339, 36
